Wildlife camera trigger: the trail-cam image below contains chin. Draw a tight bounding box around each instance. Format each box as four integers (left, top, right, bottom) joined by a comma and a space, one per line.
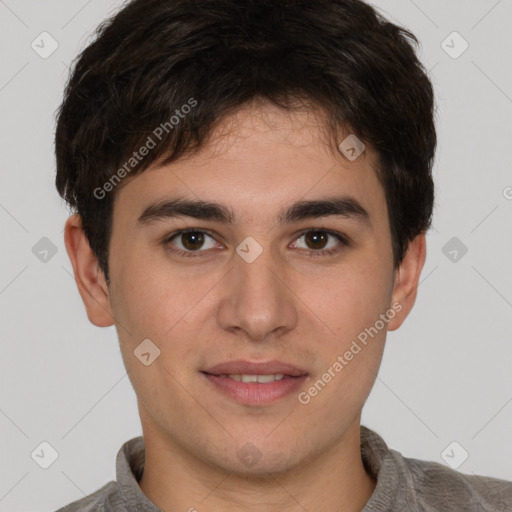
228, 453, 301, 479
213, 439, 305, 478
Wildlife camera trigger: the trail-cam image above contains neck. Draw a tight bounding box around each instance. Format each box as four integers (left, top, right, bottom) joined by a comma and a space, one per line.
138, 417, 376, 512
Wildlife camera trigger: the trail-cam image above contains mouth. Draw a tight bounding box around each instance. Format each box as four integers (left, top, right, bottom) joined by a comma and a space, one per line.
201, 360, 309, 406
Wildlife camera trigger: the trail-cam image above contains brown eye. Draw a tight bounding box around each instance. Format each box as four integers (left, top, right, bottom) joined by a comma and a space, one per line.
165, 229, 218, 255
180, 231, 205, 251
163, 228, 348, 259
304, 231, 329, 250
291, 229, 348, 257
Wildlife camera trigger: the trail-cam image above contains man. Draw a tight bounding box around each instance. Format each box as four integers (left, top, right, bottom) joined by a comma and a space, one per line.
55, 0, 512, 510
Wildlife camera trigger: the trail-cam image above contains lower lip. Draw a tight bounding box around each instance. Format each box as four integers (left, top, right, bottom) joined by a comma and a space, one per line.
202, 373, 308, 406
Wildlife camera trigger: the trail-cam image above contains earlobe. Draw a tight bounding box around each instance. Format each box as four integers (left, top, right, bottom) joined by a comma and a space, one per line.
387, 233, 427, 332
64, 214, 114, 327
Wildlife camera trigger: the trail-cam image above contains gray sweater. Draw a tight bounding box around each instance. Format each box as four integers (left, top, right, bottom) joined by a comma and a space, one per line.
55, 425, 512, 511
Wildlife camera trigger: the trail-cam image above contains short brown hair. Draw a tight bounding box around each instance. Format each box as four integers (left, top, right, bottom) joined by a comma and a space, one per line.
55, 0, 437, 283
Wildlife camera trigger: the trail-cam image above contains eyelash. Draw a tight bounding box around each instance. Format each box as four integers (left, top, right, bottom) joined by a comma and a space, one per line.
162, 228, 350, 258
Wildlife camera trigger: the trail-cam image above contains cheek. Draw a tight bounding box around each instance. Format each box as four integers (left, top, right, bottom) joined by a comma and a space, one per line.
109, 244, 189, 336
299, 265, 390, 413
110, 266, 202, 408
109, 254, 226, 381
303, 257, 393, 341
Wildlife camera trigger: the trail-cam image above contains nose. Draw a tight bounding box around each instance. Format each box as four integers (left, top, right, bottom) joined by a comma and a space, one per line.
216, 241, 299, 342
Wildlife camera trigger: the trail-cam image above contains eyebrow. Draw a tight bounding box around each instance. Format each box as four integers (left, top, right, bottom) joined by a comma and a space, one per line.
137, 195, 371, 228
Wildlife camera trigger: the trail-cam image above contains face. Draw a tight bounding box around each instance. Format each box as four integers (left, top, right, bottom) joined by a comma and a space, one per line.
67, 100, 425, 476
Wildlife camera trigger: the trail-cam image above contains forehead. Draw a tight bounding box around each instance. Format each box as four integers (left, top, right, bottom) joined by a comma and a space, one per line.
113, 101, 387, 227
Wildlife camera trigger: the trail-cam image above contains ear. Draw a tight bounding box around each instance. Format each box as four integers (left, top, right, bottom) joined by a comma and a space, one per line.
387, 233, 427, 331
63, 214, 114, 327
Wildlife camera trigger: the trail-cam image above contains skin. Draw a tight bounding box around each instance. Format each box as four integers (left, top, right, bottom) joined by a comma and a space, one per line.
64, 99, 426, 512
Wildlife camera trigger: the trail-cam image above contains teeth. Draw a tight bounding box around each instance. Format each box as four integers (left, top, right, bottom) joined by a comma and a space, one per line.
227, 374, 285, 383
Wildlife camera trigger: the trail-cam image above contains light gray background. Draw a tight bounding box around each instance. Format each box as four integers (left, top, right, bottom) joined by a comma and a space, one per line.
0, 0, 511, 510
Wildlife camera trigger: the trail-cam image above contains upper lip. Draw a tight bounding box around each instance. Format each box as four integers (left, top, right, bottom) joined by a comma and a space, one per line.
203, 360, 308, 377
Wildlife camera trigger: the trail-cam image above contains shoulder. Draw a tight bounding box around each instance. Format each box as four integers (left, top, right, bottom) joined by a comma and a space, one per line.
395, 450, 512, 511
54, 481, 121, 512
